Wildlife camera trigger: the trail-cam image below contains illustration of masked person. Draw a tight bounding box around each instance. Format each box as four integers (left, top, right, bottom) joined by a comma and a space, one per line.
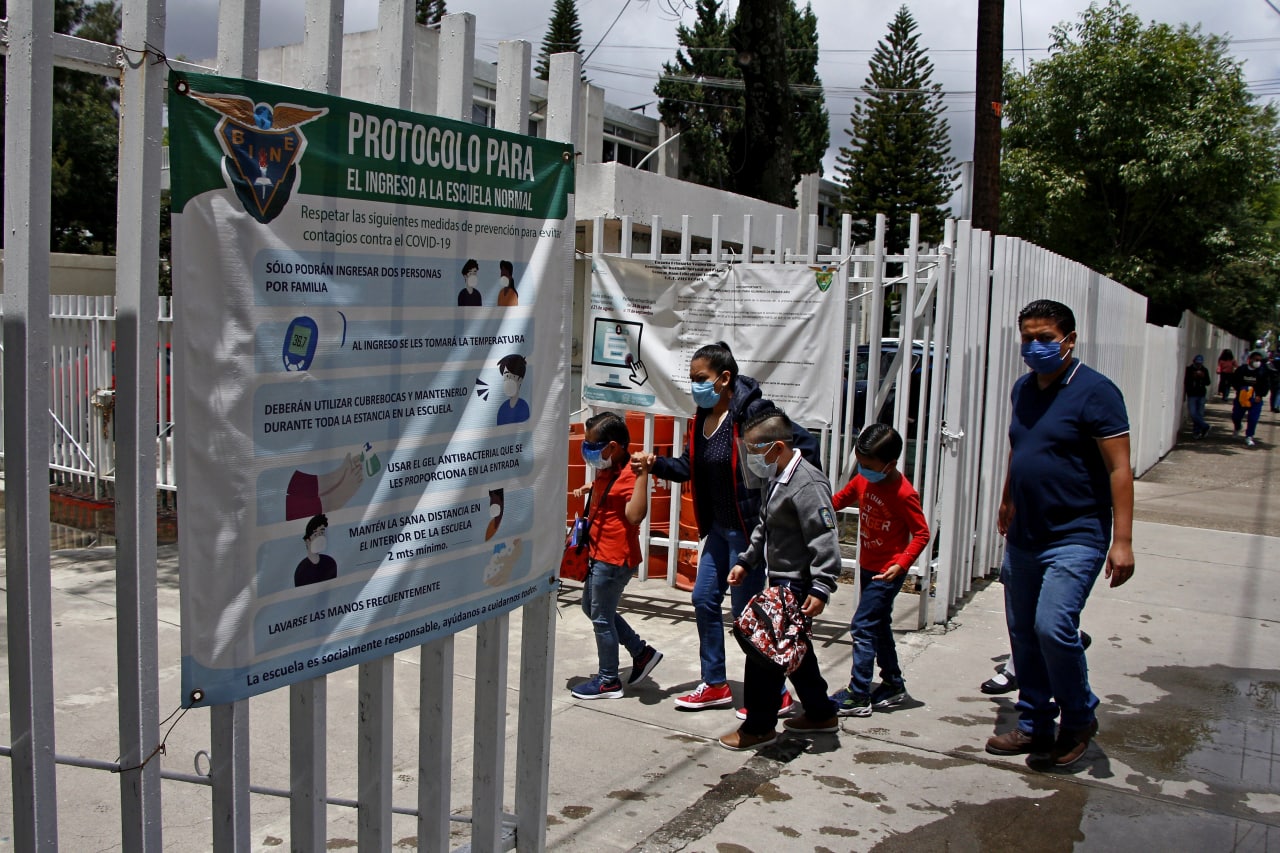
496, 354, 531, 425
496, 260, 519, 307
294, 514, 338, 587
458, 259, 482, 306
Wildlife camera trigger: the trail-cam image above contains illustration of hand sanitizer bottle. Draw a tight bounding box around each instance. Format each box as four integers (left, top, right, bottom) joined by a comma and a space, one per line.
363, 442, 382, 478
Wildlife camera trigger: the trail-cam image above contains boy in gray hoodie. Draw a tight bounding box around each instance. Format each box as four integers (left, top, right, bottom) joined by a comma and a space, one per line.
720, 409, 841, 750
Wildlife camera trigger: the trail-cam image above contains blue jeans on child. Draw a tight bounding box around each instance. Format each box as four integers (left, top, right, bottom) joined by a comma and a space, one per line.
1186, 394, 1208, 435
1002, 541, 1105, 738
692, 523, 763, 685
1232, 398, 1263, 438
848, 568, 908, 694
582, 559, 645, 682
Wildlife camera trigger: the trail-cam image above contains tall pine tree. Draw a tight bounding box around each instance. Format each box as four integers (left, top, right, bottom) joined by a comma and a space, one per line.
416, 0, 447, 26
535, 0, 586, 81
654, 0, 741, 189
835, 5, 955, 247
655, 0, 828, 203
785, 3, 828, 180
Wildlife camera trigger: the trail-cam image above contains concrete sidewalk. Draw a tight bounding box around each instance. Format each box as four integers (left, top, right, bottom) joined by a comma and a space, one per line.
0, 399, 1276, 851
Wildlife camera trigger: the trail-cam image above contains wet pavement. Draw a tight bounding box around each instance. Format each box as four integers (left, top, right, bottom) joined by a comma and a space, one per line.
0, 402, 1276, 850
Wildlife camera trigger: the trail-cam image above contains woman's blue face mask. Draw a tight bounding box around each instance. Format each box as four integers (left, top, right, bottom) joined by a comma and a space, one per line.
691, 380, 721, 409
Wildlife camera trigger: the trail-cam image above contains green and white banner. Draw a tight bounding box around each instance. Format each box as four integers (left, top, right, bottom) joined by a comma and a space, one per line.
583, 255, 844, 428
170, 72, 574, 706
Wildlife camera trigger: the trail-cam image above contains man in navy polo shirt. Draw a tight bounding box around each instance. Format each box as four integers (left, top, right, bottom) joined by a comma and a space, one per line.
985, 299, 1135, 768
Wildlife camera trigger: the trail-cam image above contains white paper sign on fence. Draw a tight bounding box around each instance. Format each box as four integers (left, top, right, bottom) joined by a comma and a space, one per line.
168, 72, 573, 706
583, 255, 844, 428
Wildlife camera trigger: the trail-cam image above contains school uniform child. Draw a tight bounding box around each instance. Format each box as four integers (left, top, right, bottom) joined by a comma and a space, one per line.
570, 412, 663, 699
829, 423, 931, 716
720, 410, 841, 750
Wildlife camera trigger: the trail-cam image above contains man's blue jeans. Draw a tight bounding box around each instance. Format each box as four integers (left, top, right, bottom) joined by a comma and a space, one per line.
692, 524, 762, 685
582, 559, 645, 682
1187, 394, 1208, 435
848, 568, 907, 694
1002, 541, 1105, 737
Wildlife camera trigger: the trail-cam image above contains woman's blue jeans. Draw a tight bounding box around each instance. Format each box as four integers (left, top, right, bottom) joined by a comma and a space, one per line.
692, 524, 762, 685
582, 559, 645, 682
1002, 541, 1105, 737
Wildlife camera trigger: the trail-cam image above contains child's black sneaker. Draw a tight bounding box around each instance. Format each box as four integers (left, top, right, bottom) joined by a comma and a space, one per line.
830, 686, 872, 717
627, 645, 663, 686
870, 681, 907, 709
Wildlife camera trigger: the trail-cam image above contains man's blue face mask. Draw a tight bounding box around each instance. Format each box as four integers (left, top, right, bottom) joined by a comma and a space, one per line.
1021, 338, 1068, 374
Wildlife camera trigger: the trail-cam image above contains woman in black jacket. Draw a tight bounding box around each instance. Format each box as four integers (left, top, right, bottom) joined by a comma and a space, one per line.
635, 341, 818, 712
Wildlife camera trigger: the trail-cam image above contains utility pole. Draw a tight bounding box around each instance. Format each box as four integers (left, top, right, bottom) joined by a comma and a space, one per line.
972, 0, 1003, 232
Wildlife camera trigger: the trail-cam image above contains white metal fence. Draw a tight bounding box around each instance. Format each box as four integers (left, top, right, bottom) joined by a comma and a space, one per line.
1, 296, 176, 498
1, 3, 1250, 851
3, 4, 580, 851
584, 215, 1245, 626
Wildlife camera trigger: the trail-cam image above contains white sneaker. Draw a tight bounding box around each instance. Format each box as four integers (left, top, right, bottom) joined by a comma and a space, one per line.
1233, 428, 1241, 438
1246, 436, 1256, 447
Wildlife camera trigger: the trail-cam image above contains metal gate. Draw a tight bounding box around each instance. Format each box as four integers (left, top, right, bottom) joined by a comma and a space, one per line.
3, 3, 579, 850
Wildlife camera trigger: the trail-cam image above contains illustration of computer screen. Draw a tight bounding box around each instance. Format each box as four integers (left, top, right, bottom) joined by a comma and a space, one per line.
591, 319, 643, 388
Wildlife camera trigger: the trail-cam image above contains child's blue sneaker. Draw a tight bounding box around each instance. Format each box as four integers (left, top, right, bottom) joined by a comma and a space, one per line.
870, 681, 908, 709
572, 675, 623, 700
831, 686, 872, 717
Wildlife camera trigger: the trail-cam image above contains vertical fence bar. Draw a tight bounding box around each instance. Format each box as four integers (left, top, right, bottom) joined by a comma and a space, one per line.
361, 4, 415, 851
472, 616, 509, 853
216, 0, 260, 79
211, 704, 250, 851
3, 3, 58, 849
211, 3, 259, 848
290, 6, 345, 846
895, 215, 919, 443
468, 35, 533, 853
514, 49, 581, 853
419, 636, 455, 852
437, 13, 477, 121
115, 0, 165, 848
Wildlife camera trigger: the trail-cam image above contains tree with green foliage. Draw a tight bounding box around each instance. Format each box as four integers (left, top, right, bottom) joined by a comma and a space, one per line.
834, 5, 955, 248
1001, 0, 1280, 336
416, 0, 447, 26
1, 0, 122, 254
535, 0, 586, 82
729, 0, 794, 206
784, 3, 828, 182
654, 0, 741, 189
654, 0, 828, 204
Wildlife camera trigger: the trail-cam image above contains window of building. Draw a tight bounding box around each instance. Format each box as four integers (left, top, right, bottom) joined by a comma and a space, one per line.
602, 121, 657, 171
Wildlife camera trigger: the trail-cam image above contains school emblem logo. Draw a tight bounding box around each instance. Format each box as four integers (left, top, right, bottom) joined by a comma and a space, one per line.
809, 264, 838, 293
188, 90, 327, 223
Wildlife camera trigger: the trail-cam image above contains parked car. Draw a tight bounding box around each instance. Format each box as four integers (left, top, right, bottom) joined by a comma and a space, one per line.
849, 339, 934, 437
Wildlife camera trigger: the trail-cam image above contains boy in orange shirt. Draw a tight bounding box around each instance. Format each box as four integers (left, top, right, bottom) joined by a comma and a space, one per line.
570, 412, 663, 698
829, 424, 931, 716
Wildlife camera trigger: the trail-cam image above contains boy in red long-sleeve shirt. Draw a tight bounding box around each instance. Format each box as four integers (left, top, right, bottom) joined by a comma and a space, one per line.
829, 424, 931, 716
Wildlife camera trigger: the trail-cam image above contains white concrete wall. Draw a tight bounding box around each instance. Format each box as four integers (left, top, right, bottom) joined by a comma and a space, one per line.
575, 163, 800, 252
0, 251, 116, 295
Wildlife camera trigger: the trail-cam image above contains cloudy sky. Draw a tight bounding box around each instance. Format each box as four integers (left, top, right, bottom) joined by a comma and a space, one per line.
163, 0, 1280, 172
